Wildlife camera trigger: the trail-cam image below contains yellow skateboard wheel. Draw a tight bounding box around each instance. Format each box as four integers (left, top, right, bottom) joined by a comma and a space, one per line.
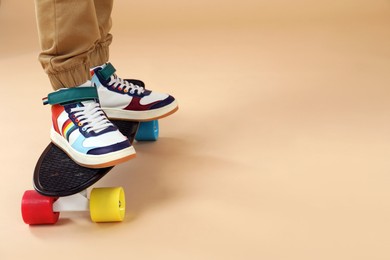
89, 187, 126, 223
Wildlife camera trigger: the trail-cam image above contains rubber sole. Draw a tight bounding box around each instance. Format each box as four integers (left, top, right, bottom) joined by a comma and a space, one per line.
50, 129, 136, 168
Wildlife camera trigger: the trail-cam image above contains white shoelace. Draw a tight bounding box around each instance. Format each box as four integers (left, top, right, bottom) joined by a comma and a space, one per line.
71, 102, 113, 134
108, 75, 145, 95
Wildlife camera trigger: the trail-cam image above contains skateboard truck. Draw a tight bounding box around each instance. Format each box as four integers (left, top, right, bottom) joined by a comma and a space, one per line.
22, 187, 125, 224
53, 190, 89, 212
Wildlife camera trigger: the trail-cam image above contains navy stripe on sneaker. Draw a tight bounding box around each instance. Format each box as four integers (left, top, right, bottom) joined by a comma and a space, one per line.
87, 140, 132, 155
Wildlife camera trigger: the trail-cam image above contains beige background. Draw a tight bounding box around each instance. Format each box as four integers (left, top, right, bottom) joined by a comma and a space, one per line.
1, 0, 390, 259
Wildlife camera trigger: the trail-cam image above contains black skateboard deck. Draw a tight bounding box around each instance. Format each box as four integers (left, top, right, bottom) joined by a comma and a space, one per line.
33, 120, 139, 197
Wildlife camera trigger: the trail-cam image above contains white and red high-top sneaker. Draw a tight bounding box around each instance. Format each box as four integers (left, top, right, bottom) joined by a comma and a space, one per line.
43, 85, 136, 168
91, 63, 178, 121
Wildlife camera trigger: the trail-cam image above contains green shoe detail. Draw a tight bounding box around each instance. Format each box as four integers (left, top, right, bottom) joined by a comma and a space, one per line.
43, 87, 99, 106
97, 63, 116, 81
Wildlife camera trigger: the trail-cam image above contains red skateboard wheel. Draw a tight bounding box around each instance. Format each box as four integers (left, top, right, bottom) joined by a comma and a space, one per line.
21, 190, 59, 225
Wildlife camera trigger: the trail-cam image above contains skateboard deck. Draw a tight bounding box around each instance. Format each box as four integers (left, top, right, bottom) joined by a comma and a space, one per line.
33, 120, 139, 197
22, 119, 159, 225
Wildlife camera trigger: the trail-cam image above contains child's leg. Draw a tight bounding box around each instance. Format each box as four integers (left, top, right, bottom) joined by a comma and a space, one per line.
35, 0, 136, 167
89, 0, 114, 67
35, 0, 101, 89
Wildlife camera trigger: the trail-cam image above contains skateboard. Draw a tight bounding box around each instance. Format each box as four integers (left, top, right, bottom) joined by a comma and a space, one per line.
21, 119, 159, 225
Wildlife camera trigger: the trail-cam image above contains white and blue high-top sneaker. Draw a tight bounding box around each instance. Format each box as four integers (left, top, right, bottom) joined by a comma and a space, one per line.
91, 63, 178, 121
43, 85, 136, 168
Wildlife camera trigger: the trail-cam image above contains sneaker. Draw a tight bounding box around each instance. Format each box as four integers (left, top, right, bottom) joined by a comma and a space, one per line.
43, 85, 136, 168
91, 63, 178, 121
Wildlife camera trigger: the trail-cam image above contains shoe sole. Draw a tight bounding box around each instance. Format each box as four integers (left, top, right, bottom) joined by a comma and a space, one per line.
50, 129, 136, 168
102, 100, 179, 122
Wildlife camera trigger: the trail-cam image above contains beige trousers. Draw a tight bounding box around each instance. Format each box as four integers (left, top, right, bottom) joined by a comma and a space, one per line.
35, 0, 114, 89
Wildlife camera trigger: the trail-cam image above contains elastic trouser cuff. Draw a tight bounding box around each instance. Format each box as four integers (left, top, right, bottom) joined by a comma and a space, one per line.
89, 43, 110, 68
48, 63, 91, 90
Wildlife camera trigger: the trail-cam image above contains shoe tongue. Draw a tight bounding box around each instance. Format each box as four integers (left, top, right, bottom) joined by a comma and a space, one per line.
78, 80, 92, 87
91, 63, 106, 71
80, 100, 97, 107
